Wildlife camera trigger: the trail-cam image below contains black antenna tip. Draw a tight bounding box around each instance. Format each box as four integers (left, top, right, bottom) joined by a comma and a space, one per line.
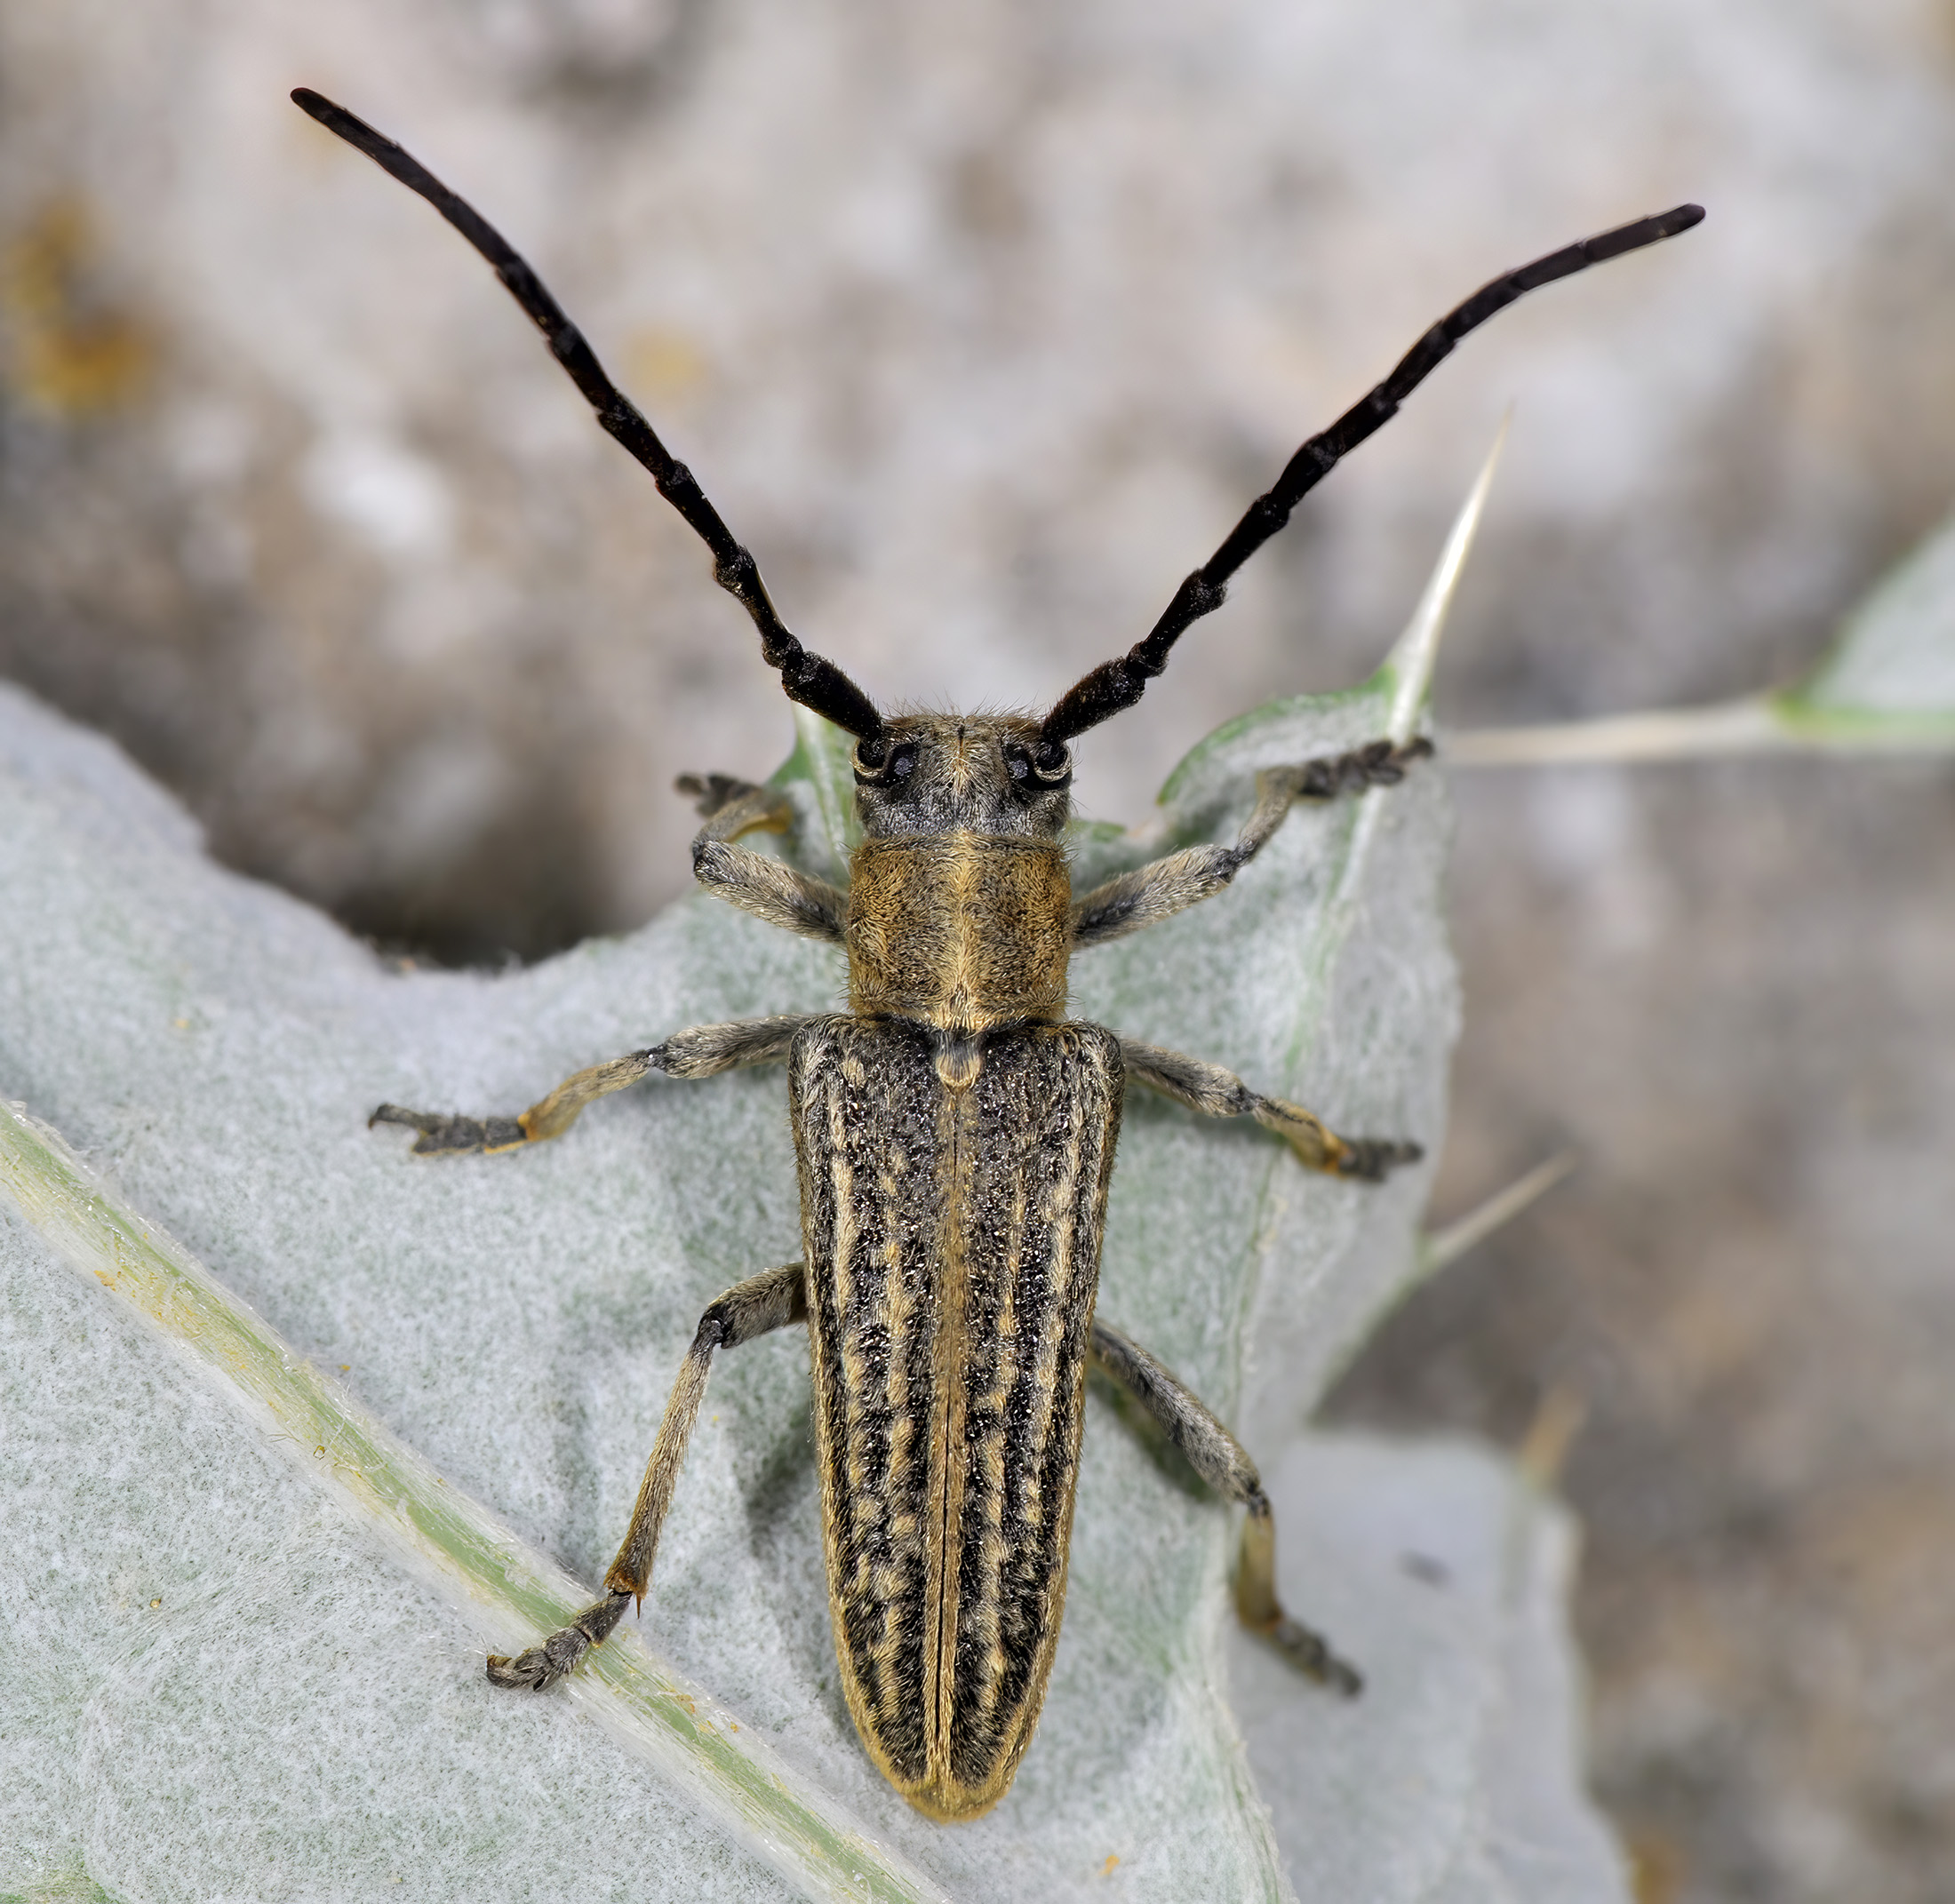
291, 89, 373, 147
291, 88, 355, 138
1584, 202, 1706, 266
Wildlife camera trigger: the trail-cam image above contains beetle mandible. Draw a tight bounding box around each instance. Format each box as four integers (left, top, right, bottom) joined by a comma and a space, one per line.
292, 86, 1700, 1822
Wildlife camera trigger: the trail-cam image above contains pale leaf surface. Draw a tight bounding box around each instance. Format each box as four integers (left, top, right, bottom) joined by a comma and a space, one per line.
1233, 1435, 1629, 1903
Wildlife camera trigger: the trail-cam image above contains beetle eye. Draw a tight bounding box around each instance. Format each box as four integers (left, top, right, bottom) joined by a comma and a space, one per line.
856, 737, 918, 786
1003, 737, 1067, 795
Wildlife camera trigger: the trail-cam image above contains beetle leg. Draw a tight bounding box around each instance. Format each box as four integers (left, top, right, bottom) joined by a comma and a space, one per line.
1117, 1036, 1421, 1182
1089, 1319, 1361, 1695
679, 774, 850, 944
489, 1261, 809, 1691
1070, 737, 1432, 949
674, 772, 782, 828
371, 1014, 819, 1155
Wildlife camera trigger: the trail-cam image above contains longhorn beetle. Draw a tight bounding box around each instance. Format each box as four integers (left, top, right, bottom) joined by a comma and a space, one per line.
293, 87, 1700, 1822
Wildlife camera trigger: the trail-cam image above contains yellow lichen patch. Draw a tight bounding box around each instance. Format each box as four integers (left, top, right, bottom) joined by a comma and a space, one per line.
3, 197, 156, 416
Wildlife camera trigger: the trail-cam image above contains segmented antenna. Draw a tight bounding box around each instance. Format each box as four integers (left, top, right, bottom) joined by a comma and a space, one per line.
1038, 203, 1705, 757
291, 88, 884, 742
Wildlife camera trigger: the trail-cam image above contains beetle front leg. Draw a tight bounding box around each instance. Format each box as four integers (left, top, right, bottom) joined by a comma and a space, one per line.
1071, 737, 1432, 948
678, 772, 849, 944
489, 1260, 808, 1689
1119, 1036, 1420, 1181
1089, 1320, 1361, 1695
371, 1015, 818, 1155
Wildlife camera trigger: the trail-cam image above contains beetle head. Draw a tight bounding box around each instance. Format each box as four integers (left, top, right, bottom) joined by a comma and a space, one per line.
851, 713, 1072, 840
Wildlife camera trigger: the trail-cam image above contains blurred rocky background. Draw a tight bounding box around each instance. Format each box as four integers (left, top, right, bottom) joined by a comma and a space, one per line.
3, 0, 1951, 1896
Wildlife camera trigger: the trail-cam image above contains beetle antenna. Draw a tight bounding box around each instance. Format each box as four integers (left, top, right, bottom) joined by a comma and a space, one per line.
1037, 203, 1705, 756
291, 88, 884, 742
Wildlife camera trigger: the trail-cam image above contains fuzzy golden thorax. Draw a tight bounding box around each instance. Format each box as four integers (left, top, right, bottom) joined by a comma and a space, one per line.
844, 715, 1074, 1038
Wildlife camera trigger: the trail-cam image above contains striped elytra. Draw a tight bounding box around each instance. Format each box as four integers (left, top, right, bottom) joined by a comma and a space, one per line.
791, 1013, 1122, 1820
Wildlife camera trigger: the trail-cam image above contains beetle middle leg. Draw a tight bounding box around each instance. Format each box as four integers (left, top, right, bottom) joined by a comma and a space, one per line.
371, 1014, 818, 1155
1120, 1036, 1420, 1182
489, 1259, 808, 1690
1089, 1320, 1361, 1695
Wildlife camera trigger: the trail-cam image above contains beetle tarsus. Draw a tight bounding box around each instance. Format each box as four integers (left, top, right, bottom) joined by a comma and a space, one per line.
675, 771, 765, 819
1334, 1137, 1425, 1183
485, 1635, 579, 1690
369, 1104, 528, 1156
1294, 734, 1435, 801
487, 1589, 632, 1689
1262, 1614, 1364, 1699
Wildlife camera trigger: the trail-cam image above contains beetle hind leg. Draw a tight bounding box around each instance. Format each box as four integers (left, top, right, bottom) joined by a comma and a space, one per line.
1090, 1319, 1361, 1697
487, 1262, 808, 1692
